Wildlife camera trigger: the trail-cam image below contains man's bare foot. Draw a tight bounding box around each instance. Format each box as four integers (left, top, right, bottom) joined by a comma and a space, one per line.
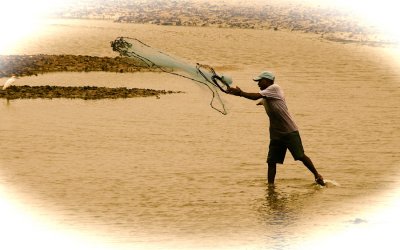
315, 174, 325, 186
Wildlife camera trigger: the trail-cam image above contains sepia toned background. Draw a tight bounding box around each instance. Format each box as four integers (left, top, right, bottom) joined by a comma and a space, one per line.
1, 1, 399, 249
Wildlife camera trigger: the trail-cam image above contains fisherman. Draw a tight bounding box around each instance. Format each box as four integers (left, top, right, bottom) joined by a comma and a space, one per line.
227, 71, 325, 186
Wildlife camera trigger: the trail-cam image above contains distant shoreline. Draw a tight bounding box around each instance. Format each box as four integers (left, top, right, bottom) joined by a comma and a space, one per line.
51, 0, 399, 48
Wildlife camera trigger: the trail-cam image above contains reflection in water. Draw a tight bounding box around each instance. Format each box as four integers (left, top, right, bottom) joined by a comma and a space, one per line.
257, 184, 321, 249
264, 185, 293, 225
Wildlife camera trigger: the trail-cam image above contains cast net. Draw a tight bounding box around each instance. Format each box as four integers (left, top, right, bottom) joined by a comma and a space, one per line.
111, 37, 232, 115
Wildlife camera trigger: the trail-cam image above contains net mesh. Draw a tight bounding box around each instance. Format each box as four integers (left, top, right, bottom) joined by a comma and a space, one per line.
111, 37, 231, 115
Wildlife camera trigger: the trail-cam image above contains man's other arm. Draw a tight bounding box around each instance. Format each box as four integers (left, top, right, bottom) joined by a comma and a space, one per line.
227, 86, 263, 100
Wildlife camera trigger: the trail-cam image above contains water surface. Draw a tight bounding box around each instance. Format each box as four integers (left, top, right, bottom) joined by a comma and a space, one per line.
1, 19, 400, 249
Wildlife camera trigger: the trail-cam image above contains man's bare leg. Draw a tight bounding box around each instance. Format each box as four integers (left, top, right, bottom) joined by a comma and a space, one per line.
299, 154, 325, 185
268, 162, 277, 184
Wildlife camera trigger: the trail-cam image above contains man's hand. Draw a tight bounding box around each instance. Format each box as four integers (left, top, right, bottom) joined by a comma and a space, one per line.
226, 86, 242, 96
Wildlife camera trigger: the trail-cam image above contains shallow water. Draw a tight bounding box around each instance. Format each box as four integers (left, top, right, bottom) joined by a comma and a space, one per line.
1, 19, 400, 249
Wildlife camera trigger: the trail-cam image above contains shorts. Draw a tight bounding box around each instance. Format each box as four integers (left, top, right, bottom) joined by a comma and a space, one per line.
267, 131, 305, 164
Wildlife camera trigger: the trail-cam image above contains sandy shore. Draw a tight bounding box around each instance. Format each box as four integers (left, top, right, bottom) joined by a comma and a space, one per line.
0, 85, 181, 100
0, 54, 156, 78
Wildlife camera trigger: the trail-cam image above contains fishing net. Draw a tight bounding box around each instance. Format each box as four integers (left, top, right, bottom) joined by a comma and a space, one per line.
111, 37, 232, 115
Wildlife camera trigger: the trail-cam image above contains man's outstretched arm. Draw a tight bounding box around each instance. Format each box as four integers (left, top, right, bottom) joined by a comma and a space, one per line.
227, 86, 263, 100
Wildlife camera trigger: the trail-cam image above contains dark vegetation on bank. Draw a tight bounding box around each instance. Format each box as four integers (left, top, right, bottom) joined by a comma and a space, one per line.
0, 85, 181, 100
0, 54, 155, 78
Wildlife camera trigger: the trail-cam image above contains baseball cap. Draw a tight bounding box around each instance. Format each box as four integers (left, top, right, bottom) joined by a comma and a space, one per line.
253, 71, 275, 81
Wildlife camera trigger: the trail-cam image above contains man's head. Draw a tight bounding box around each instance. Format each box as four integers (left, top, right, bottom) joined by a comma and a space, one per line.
253, 71, 275, 90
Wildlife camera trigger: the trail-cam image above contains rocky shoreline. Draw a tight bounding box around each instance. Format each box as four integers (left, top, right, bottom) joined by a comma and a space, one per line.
0, 85, 181, 100
0, 54, 156, 78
